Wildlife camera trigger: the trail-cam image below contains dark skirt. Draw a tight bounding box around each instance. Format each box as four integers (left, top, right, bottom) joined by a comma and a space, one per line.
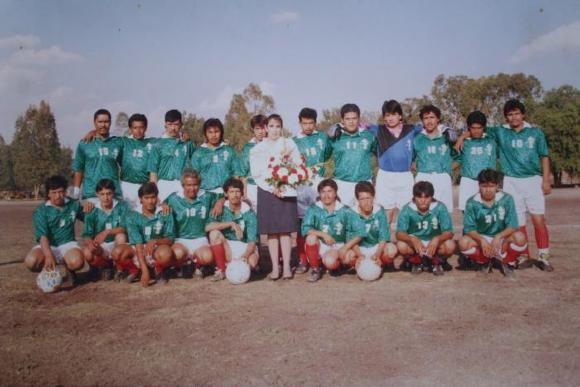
257, 187, 298, 234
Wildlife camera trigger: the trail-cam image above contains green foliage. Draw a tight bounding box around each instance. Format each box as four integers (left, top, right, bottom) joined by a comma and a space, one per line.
182, 112, 206, 146
0, 135, 15, 190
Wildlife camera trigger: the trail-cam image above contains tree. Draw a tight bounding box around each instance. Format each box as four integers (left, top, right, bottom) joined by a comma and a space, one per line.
0, 135, 15, 190
113, 111, 129, 136
182, 112, 206, 145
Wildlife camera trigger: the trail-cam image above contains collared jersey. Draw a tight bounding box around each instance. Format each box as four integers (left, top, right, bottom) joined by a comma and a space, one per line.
331, 129, 377, 182
486, 124, 549, 178
147, 136, 194, 181
82, 200, 130, 242
165, 190, 217, 239
120, 136, 154, 184
72, 136, 123, 198
301, 201, 366, 243
463, 192, 518, 237
454, 134, 497, 179
236, 139, 257, 185
396, 201, 453, 241
369, 124, 422, 172
33, 198, 84, 246
209, 201, 258, 243
355, 204, 391, 247
127, 208, 175, 244
413, 130, 453, 174
293, 130, 331, 177
190, 143, 238, 191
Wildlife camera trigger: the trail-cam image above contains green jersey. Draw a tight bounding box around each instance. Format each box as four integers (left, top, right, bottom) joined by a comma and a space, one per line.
396, 201, 453, 241
463, 192, 518, 237
209, 201, 257, 243
82, 200, 130, 242
236, 139, 258, 185
454, 134, 497, 179
190, 143, 238, 191
486, 124, 549, 178
331, 130, 377, 182
301, 201, 366, 243
413, 130, 453, 174
293, 130, 332, 178
33, 199, 83, 246
120, 136, 154, 184
72, 136, 123, 198
147, 136, 194, 181
354, 204, 391, 247
165, 190, 217, 239
127, 208, 175, 245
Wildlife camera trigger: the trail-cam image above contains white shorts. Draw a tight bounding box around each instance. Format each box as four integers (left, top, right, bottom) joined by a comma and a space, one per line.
175, 237, 209, 259
297, 176, 322, 218
502, 175, 545, 226
34, 241, 80, 264
359, 245, 381, 259
246, 183, 258, 211
99, 241, 116, 260
458, 177, 479, 211
130, 245, 155, 269
157, 179, 182, 203
415, 172, 453, 212
227, 240, 254, 260
336, 179, 366, 208
375, 170, 414, 210
121, 181, 142, 210
319, 242, 344, 256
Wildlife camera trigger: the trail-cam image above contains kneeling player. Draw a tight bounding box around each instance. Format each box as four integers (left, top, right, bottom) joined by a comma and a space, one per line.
82, 179, 129, 281
115, 182, 175, 287
396, 181, 456, 275
24, 176, 85, 283
301, 179, 365, 282
205, 178, 259, 281
458, 169, 527, 276
352, 182, 398, 270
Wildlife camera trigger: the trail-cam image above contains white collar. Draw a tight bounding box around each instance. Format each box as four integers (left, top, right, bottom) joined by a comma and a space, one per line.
409, 200, 438, 213
135, 204, 164, 215
177, 189, 206, 200
127, 135, 148, 140
95, 199, 118, 211
224, 200, 250, 214
296, 130, 319, 139
356, 203, 382, 216
315, 200, 345, 212
249, 138, 257, 144
45, 197, 70, 207
502, 121, 532, 129
161, 133, 179, 139
201, 142, 225, 149
473, 191, 505, 204
420, 124, 445, 138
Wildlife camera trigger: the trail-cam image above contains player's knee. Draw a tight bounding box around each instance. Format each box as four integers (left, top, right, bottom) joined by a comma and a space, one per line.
340, 250, 356, 266
305, 235, 319, 246
458, 236, 475, 251
512, 231, 527, 247
396, 241, 412, 255
248, 253, 259, 268
83, 247, 94, 263
111, 245, 124, 262
384, 243, 398, 259
196, 246, 213, 266
172, 244, 187, 261
208, 230, 224, 244
154, 245, 174, 264
64, 249, 85, 271
439, 240, 456, 256
24, 251, 41, 271
322, 252, 339, 270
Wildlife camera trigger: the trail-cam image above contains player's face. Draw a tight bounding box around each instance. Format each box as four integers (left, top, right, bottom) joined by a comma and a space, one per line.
253, 125, 266, 142
96, 188, 114, 209
505, 109, 525, 130
47, 187, 66, 207
266, 119, 282, 140
140, 193, 158, 212
182, 176, 200, 200
421, 112, 439, 133
226, 187, 242, 205
299, 118, 316, 135
414, 194, 433, 213
319, 186, 337, 206
94, 114, 111, 136
341, 112, 360, 133
205, 126, 222, 146
468, 123, 484, 139
383, 112, 403, 128
129, 121, 146, 139
164, 120, 182, 138
356, 191, 374, 214
479, 182, 498, 202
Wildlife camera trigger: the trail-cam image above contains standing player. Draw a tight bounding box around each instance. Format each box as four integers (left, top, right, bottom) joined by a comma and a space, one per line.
293, 107, 332, 273
458, 169, 527, 276
236, 114, 267, 209
301, 179, 365, 282
396, 181, 456, 275
206, 178, 259, 280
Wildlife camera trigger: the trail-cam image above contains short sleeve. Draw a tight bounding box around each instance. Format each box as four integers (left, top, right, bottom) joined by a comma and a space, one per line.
72, 142, 85, 172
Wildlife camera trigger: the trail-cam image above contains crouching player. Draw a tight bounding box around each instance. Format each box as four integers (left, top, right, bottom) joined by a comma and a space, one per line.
165, 170, 215, 279
115, 182, 175, 287
396, 181, 456, 275
458, 169, 527, 276
301, 179, 365, 282
352, 182, 398, 271
205, 178, 259, 281
25, 176, 85, 283
82, 179, 129, 281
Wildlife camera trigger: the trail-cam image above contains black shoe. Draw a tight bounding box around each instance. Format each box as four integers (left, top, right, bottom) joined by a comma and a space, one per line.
411, 264, 422, 275
181, 262, 194, 279
383, 262, 396, 273
328, 269, 341, 278
87, 266, 101, 282
70, 271, 80, 287
155, 269, 169, 284
432, 264, 444, 276
308, 268, 321, 282
114, 270, 126, 283
441, 259, 453, 272
500, 262, 516, 278
295, 262, 309, 274
101, 266, 115, 281
399, 260, 412, 272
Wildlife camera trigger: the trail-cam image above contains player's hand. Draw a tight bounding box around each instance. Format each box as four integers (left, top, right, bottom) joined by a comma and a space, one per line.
160, 203, 171, 215
82, 129, 97, 143
43, 255, 56, 271
410, 162, 417, 173
94, 231, 108, 245
491, 236, 503, 257
371, 252, 382, 265
411, 237, 424, 256
454, 131, 469, 151
210, 200, 224, 217
140, 269, 150, 288
481, 239, 494, 258
426, 238, 439, 258
542, 180, 552, 196
322, 233, 335, 246
231, 222, 244, 240
180, 131, 191, 141
82, 201, 94, 213
144, 240, 157, 256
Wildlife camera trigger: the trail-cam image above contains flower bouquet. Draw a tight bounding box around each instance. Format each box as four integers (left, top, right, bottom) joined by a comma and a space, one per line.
266, 153, 319, 190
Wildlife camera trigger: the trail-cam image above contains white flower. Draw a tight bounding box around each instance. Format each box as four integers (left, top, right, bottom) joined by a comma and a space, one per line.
278, 167, 289, 177
287, 174, 299, 185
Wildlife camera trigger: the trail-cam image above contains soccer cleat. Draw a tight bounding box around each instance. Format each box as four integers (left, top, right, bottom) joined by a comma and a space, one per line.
411, 264, 422, 275
87, 266, 102, 282
500, 262, 516, 278
399, 260, 412, 272
295, 262, 309, 274
328, 269, 341, 278
155, 269, 169, 285
308, 268, 321, 282
101, 266, 115, 281
126, 271, 139, 283
194, 267, 204, 279
537, 253, 554, 272
211, 269, 225, 282
432, 264, 444, 276
516, 255, 533, 270
383, 262, 396, 273
114, 270, 126, 283
476, 262, 491, 276
181, 262, 194, 279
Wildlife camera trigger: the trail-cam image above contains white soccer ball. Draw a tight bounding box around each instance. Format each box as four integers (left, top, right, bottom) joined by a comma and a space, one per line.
36, 267, 64, 293
225, 260, 251, 285
356, 258, 382, 282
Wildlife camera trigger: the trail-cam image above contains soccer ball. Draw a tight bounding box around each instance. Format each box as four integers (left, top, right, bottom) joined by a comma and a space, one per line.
225, 260, 251, 285
356, 258, 382, 282
36, 267, 64, 293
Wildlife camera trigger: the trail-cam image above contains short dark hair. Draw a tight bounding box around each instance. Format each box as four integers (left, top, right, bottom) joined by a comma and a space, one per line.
419, 105, 441, 120
266, 114, 283, 128
317, 178, 338, 194
355, 181, 375, 199
45, 175, 68, 195
299, 107, 317, 122
203, 118, 224, 143
340, 103, 360, 118
165, 109, 182, 122
250, 114, 267, 129
477, 169, 501, 185
223, 177, 244, 193
128, 113, 148, 128
96, 178, 116, 193
138, 182, 159, 198
181, 169, 201, 185
94, 109, 111, 121
381, 100, 403, 116
466, 111, 487, 128
413, 181, 434, 198
503, 99, 526, 117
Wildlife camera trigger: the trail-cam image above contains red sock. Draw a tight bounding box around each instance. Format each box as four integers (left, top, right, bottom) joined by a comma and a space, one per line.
503, 243, 527, 264
409, 254, 422, 265
463, 247, 489, 264
90, 254, 108, 269
117, 259, 139, 275
534, 223, 550, 250
519, 226, 530, 256
305, 243, 320, 269
211, 243, 227, 272
381, 254, 393, 265
431, 256, 441, 265
297, 234, 307, 265
154, 260, 168, 275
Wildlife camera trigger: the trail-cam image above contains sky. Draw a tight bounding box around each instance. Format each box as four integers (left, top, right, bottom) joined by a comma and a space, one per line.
0, 0, 579, 147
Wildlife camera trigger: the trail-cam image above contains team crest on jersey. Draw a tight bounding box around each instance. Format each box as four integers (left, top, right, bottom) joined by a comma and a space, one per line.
485, 144, 493, 155
527, 137, 535, 149
146, 143, 153, 151
440, 143, 448, 155
361, 138, 369, 150
223, 150, 229, 160
144, 226, 152, 237
316, 138, 323, 149
112, 148, 119, 158
239, 219, 245, 231
335, 222, 343, 235
431, 217, 439, 229
153, 221, 162, 234
106, 222, 112, 230
498, 206, 506, 221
